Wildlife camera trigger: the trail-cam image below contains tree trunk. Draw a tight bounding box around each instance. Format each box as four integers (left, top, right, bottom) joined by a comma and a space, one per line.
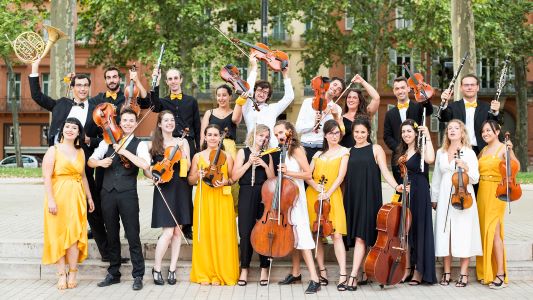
50, 0, 76, 99
513, 57, 528, 171
4, 56, 23, 168
451, 0, 476, 101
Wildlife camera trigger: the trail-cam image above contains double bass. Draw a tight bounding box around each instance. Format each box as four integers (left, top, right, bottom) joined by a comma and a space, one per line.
364, 154, 411, 287
496, 132, 522, 202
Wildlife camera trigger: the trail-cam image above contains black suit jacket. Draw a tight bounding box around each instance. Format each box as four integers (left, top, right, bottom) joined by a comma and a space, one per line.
150, 86, 201, 152
437, 99, 498, 149
383, 99, 434, 155
90, 90, 151, 123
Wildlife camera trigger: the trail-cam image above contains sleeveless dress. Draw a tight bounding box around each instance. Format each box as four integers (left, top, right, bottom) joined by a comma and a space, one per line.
405, 153, 437, 284
209, 110, 237, 159
285, 155, 315, 250
305, 147, 349, 235
190, 155, 239, 285
343, 144, 383, 248
340, 117, 355, 148
42, 147, 88, 264
476, 145, 508, 284
151, 154, 192, 228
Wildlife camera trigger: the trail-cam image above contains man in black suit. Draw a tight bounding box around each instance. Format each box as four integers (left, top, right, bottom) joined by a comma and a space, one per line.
150, 67, 200, 240
29, 59, 109, 264
384, 76, 434, 184
437, 74, 500, 155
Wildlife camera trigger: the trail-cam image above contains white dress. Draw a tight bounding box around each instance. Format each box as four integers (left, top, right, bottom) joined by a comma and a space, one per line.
285, 155, 315, 250
431, 147, 482, 258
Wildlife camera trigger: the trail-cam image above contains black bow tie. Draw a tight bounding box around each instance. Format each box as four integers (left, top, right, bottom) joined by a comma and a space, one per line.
72, 101, 85, 108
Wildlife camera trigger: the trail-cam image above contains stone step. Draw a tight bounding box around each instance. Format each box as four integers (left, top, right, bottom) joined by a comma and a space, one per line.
1, 257, 533, 282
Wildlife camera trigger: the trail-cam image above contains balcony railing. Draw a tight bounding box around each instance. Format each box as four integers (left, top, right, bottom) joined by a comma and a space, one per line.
0, 98, 48, 113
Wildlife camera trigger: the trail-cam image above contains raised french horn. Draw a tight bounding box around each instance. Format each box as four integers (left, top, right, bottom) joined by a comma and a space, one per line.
5, 25, 67, 64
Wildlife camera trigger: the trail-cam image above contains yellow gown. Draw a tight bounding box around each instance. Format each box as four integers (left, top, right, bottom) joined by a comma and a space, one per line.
476, 145, 508, 284
42, 147, 88, 264
190, 155, 239, 285
306, 148, 348, 235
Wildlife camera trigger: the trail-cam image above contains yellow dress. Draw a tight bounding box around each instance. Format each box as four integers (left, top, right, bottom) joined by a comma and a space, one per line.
42, 147, 88, 264
190, 155, 239, 285
306, 148, 348, 235
476, 145, 508, 284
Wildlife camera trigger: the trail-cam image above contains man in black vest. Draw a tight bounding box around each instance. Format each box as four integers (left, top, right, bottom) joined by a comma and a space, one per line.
28, 59, 110, 262
88, 108, 150, 291
437, 74, 500, 155
384, 76, 434, 185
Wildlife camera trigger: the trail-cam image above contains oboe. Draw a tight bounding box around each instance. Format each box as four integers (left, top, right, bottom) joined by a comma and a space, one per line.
419, 108, 426, 172
151, 44, 165, 90
251, 139, 267, 187
491, 55, 510, 115
435, 51, 469, 119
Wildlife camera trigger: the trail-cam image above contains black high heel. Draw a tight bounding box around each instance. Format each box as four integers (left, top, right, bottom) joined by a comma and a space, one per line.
400, 267, 413, 283
358, 272, 370, 285
347, 275, 358, 291
152, 267, 164, 285
489, 273, 507, 289
319, 268, 329, 286
455, 274, 469, 287
337, 274, 347, 291
167, 269, 176, 285
440, 272, 451, 286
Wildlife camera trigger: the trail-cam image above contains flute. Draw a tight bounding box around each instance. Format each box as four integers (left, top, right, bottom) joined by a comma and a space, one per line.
251, 139, 267, 187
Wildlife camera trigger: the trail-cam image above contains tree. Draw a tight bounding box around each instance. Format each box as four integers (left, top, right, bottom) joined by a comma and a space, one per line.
0, 0, 45, 167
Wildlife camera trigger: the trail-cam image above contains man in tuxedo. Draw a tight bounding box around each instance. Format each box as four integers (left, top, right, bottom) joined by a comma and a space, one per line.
150, 68, 200, 240
29, 59, 109, 263
437, 74, 500, 155
384, 76, 434, 185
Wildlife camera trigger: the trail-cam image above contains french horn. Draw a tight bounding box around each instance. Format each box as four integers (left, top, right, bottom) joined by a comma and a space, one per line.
5, 25, 67, 64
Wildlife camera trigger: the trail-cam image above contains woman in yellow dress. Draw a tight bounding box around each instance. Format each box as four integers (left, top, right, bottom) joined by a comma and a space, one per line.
188, 124, 239, 285
305, 119, 349, 291
42, 118, 95, 289
476, 120, 518, 289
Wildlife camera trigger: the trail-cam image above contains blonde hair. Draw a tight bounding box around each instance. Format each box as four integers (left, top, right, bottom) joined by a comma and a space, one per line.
245, 124, 270, 148
440, 119, 471, 151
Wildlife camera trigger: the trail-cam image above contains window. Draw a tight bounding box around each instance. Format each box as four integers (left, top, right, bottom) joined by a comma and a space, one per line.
396, 55, 411, 77
345, 14, 354, 30
478, 57, 497, 89
42, 73, 50, 96
41, 125, 49, 146
5, 125, 20, 146
119, 73, 126, 92
272, 15, 286, 41
387, 104, 395, 111
235, 20, 248, 33
6, 73, 21, 105
430, 105, 439, 132
395, 7, 412, 29
197, 63, 211, 92
271, 71, 283, 91
344, 57, 371, 82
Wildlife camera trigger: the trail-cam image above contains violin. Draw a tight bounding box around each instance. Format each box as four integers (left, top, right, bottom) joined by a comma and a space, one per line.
230, 38, 289, 72
92, 102, 131, 168
311, 76, 330, 131
402, 62, 434, 102
219, 64, 260, 111
451, 148, 473, 210
151, 128, 189, 183
365, 154, 411, 287
123, 64, 141, 116
496, 132, 522, 202
202, 127, 228, 187
251, 130, 298, 259
312, 175, 333, 239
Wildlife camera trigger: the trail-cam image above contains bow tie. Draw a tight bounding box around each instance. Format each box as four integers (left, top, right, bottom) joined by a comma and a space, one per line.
105, 91, 118, 100
397, 102, 409, 110
465, 101, 477, 108
72, 101, 85, 109
170, 93, 183, 100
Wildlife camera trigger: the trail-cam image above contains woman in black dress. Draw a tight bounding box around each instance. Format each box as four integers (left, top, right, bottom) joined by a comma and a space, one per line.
145, 110, 192, 285
343, 116, 403, 291
231, 124, 275, 286
340, 74, 380, 148
394, 119, 436, 285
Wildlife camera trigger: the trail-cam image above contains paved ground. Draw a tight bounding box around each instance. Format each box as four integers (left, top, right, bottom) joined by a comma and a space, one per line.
1, 179, 533, 299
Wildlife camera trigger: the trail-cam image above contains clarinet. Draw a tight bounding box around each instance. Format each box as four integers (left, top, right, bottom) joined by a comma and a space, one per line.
419, 107, 426, 172
491, 55, 510, 115
435, 51, 469, 119
151, 44, 165, 90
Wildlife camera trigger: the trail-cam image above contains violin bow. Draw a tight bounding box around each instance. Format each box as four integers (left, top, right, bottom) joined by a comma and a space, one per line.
313, 81, 353, 132
109, 105, 154, 159
212, 25, 250, 59
314, 177, 326, 258
153, 181, 190, 245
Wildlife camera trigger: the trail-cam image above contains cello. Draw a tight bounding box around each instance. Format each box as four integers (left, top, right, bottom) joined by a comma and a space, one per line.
364, 154, 411, 287
496, 132, 522, 203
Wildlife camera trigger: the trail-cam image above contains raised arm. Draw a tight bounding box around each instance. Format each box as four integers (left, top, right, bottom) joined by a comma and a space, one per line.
270, 66, 295, 115
29, 59, 57, 111
352, 74, 380, 116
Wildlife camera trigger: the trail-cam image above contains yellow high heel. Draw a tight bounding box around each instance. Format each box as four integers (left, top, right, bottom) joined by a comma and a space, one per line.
67, 268, 78, 288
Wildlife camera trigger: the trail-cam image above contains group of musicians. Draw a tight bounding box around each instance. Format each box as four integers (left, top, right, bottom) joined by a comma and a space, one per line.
34, 53, 518, 294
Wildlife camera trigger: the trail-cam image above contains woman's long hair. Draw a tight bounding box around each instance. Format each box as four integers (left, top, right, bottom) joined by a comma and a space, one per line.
274, 120, 301, 157
320, 119, 340, 157
393, 119, 419, 165
58, 117, 84, 149
343, 88, 368, 116
245, 124, 270, 148
441, 119, 471, 151
351, 115, 372, 144
150, 110, 174, 157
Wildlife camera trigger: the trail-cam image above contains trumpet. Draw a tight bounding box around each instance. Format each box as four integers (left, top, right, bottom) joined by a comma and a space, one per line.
5, 25, 67, 64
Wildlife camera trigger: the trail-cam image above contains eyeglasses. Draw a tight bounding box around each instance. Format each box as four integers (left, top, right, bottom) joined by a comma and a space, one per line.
74, 84, 90, 88
327, 131, 341, 136
255, 89, 269, 95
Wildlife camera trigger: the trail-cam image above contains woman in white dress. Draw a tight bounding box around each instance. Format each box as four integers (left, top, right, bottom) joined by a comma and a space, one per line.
273, 120, 321, 294
431, 119, 482, 287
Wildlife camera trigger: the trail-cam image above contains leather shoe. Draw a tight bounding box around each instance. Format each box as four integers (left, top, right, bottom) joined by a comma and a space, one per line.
278, 274, 302, 285
97, 274, 120, 287
132, 277, 143, 290
305, 280, 321, 294
101, 257, 130, 263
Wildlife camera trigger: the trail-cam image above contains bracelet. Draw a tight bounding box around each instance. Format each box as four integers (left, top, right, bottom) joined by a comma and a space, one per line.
235, 96, 247, 106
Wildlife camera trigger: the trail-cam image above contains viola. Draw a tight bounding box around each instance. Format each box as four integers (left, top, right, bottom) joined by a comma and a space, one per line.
312, 175, 333, 239
402, 62, 434, 102
230, 38, 289, 72
364, 154, 411, 287
123, 64, 141, 116
496, 132, 522, 202
451, 148, 473, 210
219, 64, 260, 111
151, 128, 189, 183
311, 76, 330, 131
92, 102, 131, 168
202, 127, 228, 187
251, 130, 297, 258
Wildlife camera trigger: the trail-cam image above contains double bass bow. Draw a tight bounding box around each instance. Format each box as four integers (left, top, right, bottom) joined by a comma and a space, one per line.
496, 132, 522, 209
364, 154, 411, 287
312, 175, 333, 257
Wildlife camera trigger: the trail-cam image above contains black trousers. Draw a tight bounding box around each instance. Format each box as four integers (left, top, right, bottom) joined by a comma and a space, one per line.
101, 189, 145, 278
238, 185, 270, 268
86, 166, 109, 259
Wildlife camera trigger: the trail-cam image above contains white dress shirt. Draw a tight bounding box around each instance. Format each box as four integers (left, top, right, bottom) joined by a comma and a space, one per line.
90, 135, 151, 165
295, 98, 342, 145
464, 100, 477, 146
243, 70, 295, 148
398, 106, 408, 123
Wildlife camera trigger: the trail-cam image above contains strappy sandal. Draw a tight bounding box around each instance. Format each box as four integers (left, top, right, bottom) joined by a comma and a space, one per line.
455, 274, 468, 287
337, 274, 347, 291
57, 271, 67, 290
489, 273, 507, 289
67, 268, 78, 289
347, 275, 358, 291
440, 272, 451, 286
319, 268, 329, 286
358, 272, 370, 285
237, 279, 247, 286
400, 267, 413, 283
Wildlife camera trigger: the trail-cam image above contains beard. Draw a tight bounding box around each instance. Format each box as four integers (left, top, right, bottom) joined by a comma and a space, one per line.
107, 81, 119, 91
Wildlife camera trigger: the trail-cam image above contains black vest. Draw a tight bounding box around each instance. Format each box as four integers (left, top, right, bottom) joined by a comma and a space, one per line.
102, 137, 141, 192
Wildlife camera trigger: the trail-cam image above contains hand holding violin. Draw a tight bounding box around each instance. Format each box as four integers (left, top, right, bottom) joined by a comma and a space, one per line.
130, 67, 140, 83
455, 158, 469, 173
